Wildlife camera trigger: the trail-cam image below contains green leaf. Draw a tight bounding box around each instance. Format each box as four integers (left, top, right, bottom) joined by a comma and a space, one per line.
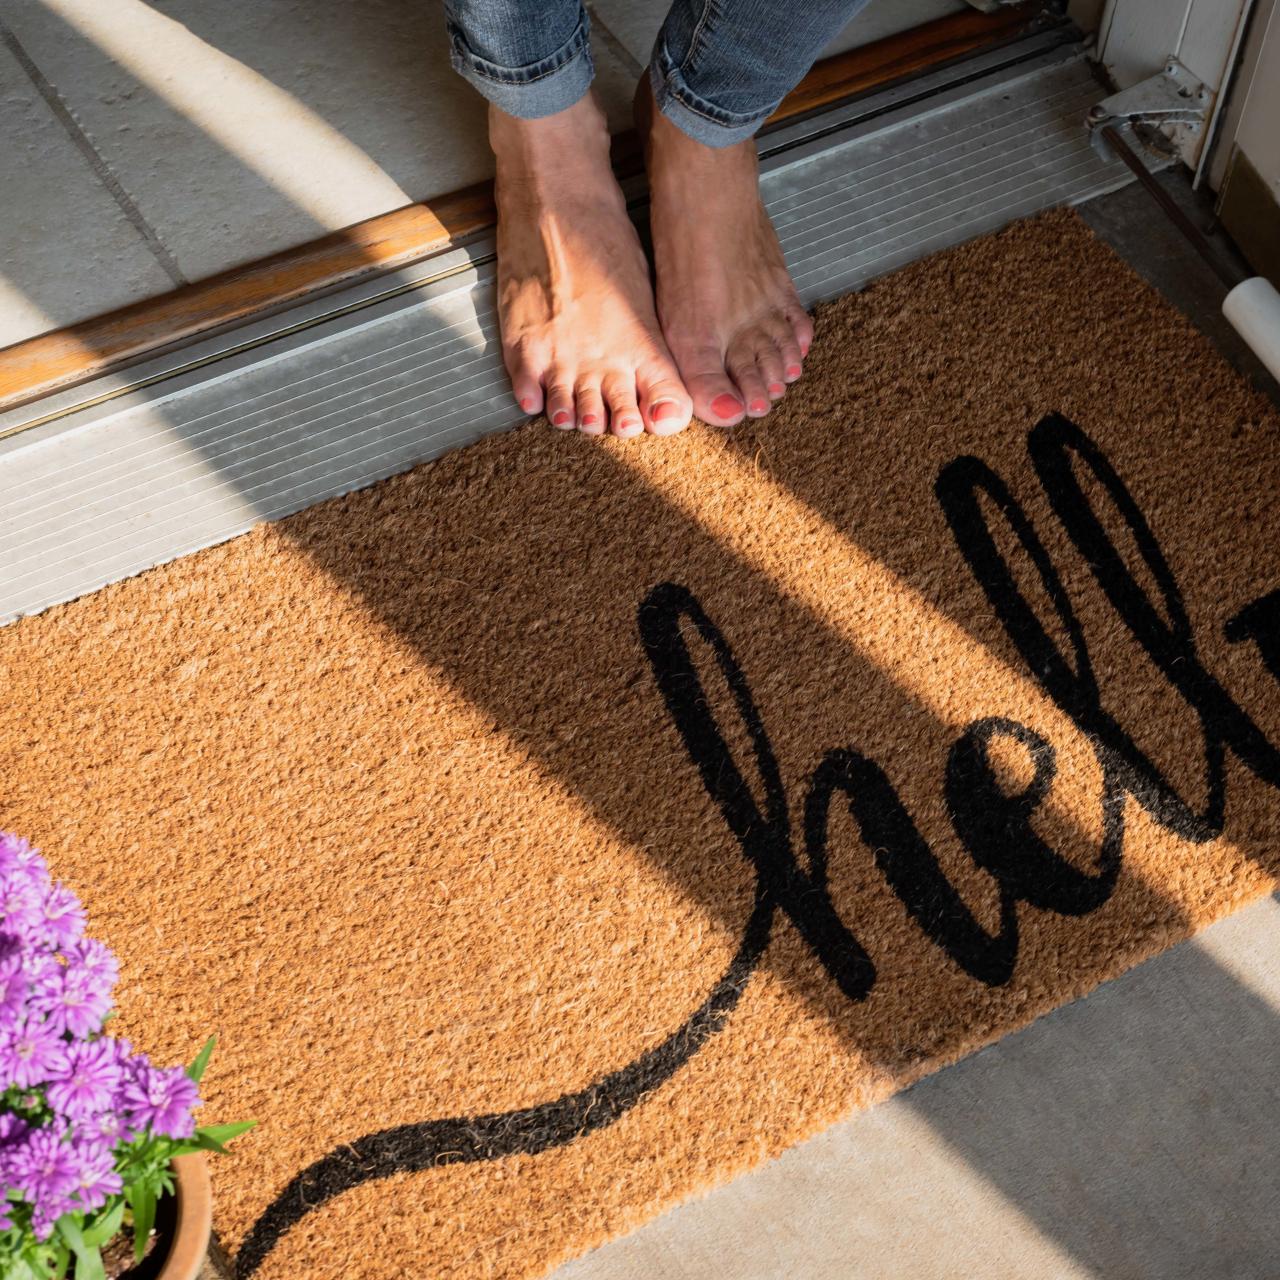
194, 1120, 256, 1152
187, 1036, 216, 1083
80, 1199, 124, 1249
70, 1246, 105, 1280
50, 1240, 71, 1280
54, 1216, 85, 1251
55, 1216, 106, 1280
77, 1251, 105, 1280
127, 1182, 156, 1265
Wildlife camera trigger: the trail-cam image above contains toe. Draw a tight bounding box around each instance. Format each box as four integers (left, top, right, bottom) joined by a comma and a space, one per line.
727, 339, 771, 419
546, 376, 577, 431
758, 313, 802, 386
756, 340, 787, 402
766, 315, 804, 382
639, 370, 692, 436
576, 380, 606, 435
786, 304, 815, 359
603, 372, 644, 439
507, 359, 544, 416
673, 342, 745, 427
778, 335, 804, 383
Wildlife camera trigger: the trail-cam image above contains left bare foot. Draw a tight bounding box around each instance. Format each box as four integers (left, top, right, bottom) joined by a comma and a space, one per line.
639, 81, 814, 428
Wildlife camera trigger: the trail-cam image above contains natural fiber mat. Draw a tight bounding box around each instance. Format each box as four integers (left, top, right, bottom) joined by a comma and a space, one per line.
3, 209, 1279, 1278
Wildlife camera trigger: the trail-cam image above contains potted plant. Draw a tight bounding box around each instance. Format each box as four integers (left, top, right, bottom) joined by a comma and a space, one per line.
0, 832, 252, 1279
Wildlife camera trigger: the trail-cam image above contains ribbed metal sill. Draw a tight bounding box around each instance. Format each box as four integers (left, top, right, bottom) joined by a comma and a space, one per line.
0, 27, 1141, 625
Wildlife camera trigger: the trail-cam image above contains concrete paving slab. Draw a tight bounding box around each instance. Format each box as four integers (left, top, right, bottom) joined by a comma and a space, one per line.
0, 0, 639, 285
588, 0, 966, 76
554, 894, 1280, 1280
2, 0, 963, 330
0, 37, 173, 346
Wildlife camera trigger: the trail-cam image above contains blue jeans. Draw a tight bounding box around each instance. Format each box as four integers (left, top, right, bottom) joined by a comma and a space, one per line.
444, 0, 872, 146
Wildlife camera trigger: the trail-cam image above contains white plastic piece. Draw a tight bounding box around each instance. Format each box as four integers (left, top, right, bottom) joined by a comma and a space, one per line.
1223, 275, 1280, 383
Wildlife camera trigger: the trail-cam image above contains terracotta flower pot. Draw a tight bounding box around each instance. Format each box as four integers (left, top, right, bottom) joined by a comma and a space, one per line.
157, 1155, 213, 1280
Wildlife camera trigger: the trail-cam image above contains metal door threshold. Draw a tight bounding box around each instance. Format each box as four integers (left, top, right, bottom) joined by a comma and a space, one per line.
0, 25, 1146, 626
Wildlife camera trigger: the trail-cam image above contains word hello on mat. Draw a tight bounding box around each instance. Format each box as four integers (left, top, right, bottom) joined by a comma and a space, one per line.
237, 413, 1280, 1276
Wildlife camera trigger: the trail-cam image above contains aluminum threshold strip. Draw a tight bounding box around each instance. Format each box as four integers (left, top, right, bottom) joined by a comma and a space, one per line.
0, 29, 1141, 626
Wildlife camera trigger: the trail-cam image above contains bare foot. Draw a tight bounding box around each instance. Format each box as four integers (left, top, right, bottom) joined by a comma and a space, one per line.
639, 82, 814, 428
490, 94, 692, 438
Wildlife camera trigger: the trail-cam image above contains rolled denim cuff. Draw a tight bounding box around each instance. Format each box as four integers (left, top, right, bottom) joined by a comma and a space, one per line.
447, 13, 595, 119
648, 39, 775, 147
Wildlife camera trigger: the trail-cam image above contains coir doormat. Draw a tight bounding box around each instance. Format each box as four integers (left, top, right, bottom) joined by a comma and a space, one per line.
2, 210, 1279, 1279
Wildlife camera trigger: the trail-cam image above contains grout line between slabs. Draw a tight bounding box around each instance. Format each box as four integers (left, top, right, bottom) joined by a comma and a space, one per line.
1, 19, 188, 287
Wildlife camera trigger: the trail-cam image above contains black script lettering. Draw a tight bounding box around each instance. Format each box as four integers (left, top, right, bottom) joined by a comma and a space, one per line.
806, 746, 1018, 986
1225, 589, 1280, 685
642, 585, 1118, 991
1032, 414, 1280, 796
946, 717, 1123, 916
638, 581, 877, 1003
936, 413, 1280, 840
237, 412, 1273, 1277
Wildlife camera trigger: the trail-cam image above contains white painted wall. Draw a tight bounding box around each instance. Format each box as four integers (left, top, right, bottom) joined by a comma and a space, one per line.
1097, 0, 1250, 89
1208, 0, 1275, 186
1229, 1, 1280, 196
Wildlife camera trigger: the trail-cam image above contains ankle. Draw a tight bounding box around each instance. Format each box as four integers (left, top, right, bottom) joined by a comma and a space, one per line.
489, 94, 612, 185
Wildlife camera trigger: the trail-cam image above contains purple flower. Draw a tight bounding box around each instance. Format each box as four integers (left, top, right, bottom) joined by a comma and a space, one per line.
0, 1112, 30, 1145
64, 936, 119, 988
0, 1111, 31, 1182
121, 1062, 200, 1139
0, 941, 59, 1025
0, 1017, 68, 1090
35, 955, 113, 1039
105, 1035, 133, 1065
31, 1200, 69, 1242
45, 1039, 122, 1121
0, 834, 239, 1255
0, 833, 43, 883
5, 1129, 78, 1236
37, 882, 85, 951
0, 877, 41, 947
87, 1105, 132, 1148
67, 1138, 122, 1214
0, 943, 29, 1026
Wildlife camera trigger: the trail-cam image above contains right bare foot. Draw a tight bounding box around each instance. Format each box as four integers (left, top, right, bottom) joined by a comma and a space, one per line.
637, 79, 813, 429
490, 94, 692, 438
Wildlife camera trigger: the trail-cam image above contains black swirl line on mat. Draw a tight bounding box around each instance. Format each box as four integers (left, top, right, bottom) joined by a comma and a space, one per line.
236, 413, 1278, 1275
235, 888, 773, 1277
236, 583, 791, 1277
1226, 589, 1280, 685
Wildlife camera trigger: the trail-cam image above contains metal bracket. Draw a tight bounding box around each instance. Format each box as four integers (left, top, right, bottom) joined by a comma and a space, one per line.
1086, 58, 1211, 167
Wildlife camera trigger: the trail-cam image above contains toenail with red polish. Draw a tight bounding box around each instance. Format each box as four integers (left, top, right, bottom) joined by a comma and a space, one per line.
581, 414, 599, 425
552, 410, 571, 425
750, 399, 768, 413
769, 382, 784, 394
711, 394, 743, 419
652, 400, 683, 422
520, 397, 535, 412
786, 365, 802, 377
